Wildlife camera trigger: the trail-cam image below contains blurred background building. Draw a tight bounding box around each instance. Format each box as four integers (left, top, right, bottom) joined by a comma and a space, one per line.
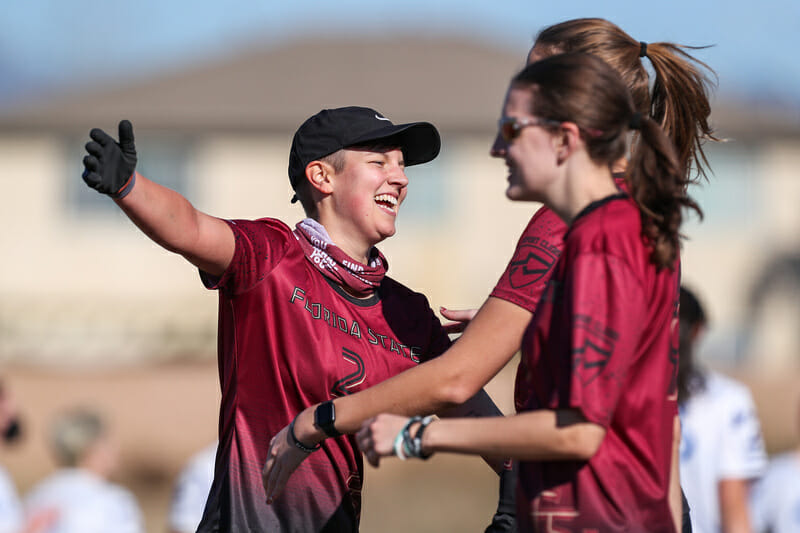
1, 1, 799, 531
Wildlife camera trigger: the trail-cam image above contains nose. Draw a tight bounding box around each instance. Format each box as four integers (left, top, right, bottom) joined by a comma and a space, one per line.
388, 166, 409, 188
490, 132, 507, 158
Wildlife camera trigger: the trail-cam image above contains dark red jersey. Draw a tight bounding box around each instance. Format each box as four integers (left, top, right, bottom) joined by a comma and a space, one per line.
515, 195, 680, 532
196, 218, 451, 532
490, 204, 565, 313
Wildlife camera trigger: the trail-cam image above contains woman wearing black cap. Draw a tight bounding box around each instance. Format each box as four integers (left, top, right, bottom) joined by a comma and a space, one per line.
79, 107, 507, 532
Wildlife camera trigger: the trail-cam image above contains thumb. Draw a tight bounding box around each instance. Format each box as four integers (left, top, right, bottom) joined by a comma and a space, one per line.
118, 120, 135, 152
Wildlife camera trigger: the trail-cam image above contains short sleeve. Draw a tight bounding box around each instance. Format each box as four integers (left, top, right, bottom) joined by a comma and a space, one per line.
565, 252, 646, 426
490, 206, 567, 313
200, 218, 293, 296
717, 387, 767, 480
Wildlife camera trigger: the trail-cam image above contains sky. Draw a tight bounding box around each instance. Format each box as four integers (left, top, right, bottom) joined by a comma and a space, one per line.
1, 0, 799, 110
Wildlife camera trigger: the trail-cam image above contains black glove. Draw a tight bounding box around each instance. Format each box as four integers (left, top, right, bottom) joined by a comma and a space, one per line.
82, 119, 138, 198
484, 461, 517, 533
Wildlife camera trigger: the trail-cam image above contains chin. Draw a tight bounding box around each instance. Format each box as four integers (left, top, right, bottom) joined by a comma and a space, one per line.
505, 185, 526, 202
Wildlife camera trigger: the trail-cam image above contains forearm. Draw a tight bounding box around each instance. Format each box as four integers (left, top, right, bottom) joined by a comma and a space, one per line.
294, 297, 530, 444
718, 479, 753, 533
116, 172, 233, 275
669, 415, 682, 532
422, 409, 605, 462
438, 388, 507, 473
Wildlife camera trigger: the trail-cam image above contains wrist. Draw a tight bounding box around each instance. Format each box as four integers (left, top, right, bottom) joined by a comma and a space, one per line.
313, 400, 342, 438
296, 407, 325, 445
112, 171, 137, 200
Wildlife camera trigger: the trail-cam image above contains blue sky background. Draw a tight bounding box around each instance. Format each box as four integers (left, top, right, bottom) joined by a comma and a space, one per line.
1, 0, 799, 110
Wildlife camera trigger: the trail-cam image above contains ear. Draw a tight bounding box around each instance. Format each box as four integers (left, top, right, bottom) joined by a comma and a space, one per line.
305, 161, 335, 195
552, 121, 583, 166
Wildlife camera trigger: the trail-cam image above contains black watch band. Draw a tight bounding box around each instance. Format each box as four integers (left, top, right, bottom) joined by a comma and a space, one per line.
314, 401, 341, 438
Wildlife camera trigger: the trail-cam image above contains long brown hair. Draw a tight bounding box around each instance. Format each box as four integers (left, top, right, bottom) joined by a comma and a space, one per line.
534, 17, 717, 181
512, 53, 701, 268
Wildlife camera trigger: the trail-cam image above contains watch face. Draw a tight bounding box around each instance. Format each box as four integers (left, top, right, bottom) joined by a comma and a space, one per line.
315, 401, 338, 436
316, 401, 335, 425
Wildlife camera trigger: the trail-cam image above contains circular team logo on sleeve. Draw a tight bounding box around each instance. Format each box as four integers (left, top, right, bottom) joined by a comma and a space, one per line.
508, 241, 559, 289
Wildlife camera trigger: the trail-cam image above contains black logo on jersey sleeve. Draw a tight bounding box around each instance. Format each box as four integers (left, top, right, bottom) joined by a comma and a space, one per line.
572, 315, 618, 386
508, 241, 559, 289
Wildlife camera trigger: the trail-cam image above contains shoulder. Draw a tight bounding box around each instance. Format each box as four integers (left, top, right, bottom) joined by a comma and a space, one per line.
522, 204, 568, 238
570, 196, 641, 242
227, 217, 294, 240
704, 372, 754, 403
379, 276, 432, 306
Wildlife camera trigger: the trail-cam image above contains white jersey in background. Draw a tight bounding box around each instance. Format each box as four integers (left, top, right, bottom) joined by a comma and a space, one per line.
750, 451, 800, 533
169, 442, 217, 533
24, 468, 143, 533
679, 371, 767, 533
0, 467, 22, 533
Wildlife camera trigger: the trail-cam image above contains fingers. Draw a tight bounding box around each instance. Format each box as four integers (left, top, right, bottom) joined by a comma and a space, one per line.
263, 437, 283, 504
89, 127, 114, 146
439, 306, 478, 322
85, 141, 103, 158
441, 321, 468, 335
82, 156, 102, 189
356, 424, 381, 468
118, 119, 136, 152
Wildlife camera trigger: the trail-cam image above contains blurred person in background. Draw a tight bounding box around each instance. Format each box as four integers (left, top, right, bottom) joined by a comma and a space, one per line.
23, 408, 143, 533
678, 285, 767, 533
0, 380, 24, 533
749, 395, 800, 533
168, 442, 216, 533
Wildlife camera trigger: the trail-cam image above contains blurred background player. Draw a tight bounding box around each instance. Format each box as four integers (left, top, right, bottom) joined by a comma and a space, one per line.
0, 380, 24, 533
168, 442, 216, 533
749, 393, 800, 532
23, 408, 144, 533
678, 285, 768, 532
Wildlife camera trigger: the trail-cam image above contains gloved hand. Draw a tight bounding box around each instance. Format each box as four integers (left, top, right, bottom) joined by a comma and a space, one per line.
82, 119, 138, 198
484, 460, 517, 533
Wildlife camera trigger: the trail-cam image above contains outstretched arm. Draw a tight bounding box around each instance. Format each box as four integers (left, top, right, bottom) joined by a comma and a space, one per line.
82, 120, 234, 275
262, 297, 532, 499
357, 408, 605, 467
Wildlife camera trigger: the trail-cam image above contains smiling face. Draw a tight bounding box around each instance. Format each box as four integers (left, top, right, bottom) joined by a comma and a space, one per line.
320, 146, 409, 258
490, 86, 561, 202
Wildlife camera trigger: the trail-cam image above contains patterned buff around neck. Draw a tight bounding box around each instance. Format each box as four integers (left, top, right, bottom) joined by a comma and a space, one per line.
293, 219, 388, 296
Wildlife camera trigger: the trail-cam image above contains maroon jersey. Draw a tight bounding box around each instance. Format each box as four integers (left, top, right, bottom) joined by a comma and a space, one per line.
196, 218, 451, 532
515, 195, 680, 532
490, 203, 565, 312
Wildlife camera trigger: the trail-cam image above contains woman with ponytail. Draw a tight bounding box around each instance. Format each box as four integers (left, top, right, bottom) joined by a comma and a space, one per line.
355, 52, 701, 532
264, 18, 715, 532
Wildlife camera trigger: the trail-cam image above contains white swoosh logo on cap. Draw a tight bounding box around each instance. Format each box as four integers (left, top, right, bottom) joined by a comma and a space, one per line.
375, 115, 391, 122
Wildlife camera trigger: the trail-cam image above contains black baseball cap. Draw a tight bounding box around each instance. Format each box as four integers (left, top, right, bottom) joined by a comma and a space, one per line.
288, 106, 441, 190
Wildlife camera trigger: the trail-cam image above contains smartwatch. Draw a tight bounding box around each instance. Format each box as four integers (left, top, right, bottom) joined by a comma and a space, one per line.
314, 401, 341, 438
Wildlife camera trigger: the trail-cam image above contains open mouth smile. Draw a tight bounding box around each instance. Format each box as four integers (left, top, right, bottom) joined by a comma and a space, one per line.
374, 193, 399, 214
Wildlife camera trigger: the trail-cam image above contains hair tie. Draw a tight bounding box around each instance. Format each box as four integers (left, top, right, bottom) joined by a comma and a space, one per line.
629, 112, 643, 130
639, 41, 648, 58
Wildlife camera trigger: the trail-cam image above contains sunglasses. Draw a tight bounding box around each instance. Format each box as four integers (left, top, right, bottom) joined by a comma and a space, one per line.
498, 116, 562, 142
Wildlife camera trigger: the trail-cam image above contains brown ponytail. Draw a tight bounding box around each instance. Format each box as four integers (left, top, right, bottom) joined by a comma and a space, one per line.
628, 114, 702, 267
534, 18, 718, 180
513, 53, 702, 269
